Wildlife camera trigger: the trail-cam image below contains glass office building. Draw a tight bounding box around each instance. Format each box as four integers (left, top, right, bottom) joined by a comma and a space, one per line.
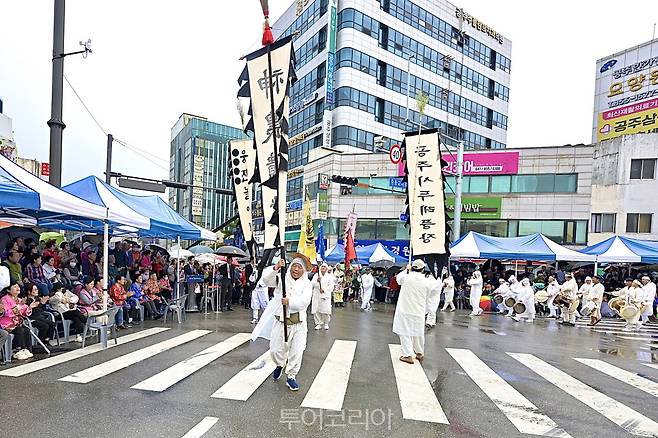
169, 114, 246, 231
273, 0, 511, 237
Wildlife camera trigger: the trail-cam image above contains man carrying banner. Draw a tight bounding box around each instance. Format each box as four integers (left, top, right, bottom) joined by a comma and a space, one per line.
262, 254, 313, 391
393, 259, 439, 364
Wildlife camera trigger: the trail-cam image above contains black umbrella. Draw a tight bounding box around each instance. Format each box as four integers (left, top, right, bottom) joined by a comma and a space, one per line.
214, 245, 248, 258
370, 259, 394, 269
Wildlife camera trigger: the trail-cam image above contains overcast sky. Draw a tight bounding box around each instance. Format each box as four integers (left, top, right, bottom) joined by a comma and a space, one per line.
1, 1, 657, 186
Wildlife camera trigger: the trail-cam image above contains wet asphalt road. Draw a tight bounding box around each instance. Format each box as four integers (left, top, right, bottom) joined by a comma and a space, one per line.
0, 302, 657, 438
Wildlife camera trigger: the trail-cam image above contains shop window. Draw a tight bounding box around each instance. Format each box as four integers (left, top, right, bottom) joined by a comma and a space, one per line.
630, 159, 656, 180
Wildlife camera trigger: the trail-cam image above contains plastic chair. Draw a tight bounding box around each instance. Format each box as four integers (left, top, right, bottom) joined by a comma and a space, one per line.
163, 294, 188, 324
135, 303, 145, 323
1, 334, 13, 364
81, 307, 119, 349
24, 319, 50, 355
52, 310, 72, 344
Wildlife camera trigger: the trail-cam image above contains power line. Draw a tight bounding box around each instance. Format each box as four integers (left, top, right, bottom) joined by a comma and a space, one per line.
114, 138, 169, 171
114, 137, 169, 165
64, 74, 107, 136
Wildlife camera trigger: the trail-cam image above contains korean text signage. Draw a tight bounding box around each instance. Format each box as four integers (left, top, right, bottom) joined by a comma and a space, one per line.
192, 155, 204, 217
398, 151, 519, 176
455, 8, 503, 44
445, 197, 501, 219
338, 239, 411, 259
594, 40, 658, 142
325, 0, 338, 106
316, 192, 328, 219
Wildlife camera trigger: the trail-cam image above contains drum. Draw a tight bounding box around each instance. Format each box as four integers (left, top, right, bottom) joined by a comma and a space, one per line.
608, 297, 625, 315
621, 304, 639, 320
580, 301, 596, 317
534, 290, 549, 304
493, 294, 504, 304
553, 295, 569, 307
513, 302, 527, 314
504, 297, 516, 308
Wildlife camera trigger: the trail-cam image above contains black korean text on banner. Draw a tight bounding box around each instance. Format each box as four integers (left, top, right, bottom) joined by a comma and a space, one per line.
404, 129, 448, 255
237, 36, 296, 250
229, 139, 256, 246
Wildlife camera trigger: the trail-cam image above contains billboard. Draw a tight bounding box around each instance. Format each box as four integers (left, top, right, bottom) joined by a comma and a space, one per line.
445, 197, 502, 219
593, 39, 658, 142
398, 151, 519, 176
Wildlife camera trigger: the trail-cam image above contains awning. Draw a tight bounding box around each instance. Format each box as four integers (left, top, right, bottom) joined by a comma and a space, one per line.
0, 154, 107, 229
324, 243, 407, 265
579, 235, 658, 263
450, 231, 595, 262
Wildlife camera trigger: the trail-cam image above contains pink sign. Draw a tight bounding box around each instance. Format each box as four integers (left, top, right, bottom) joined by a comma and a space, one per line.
398, 151, 519, 176
602, 97, 658, 120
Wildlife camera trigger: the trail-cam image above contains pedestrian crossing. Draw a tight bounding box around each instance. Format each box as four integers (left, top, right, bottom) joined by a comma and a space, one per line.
2, 327, 658, 437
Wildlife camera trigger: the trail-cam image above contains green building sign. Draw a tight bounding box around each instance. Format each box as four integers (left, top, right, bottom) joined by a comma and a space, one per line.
445, 197, 502, 219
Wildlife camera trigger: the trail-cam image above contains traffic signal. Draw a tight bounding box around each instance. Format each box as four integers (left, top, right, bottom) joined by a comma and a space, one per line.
331, 175, 359, 186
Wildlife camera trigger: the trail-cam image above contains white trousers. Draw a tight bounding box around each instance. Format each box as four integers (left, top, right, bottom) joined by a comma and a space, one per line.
269, 320, 307, 379
361, 288, 373, 310
252, 309, 260, 320
547, 296, 558, 317
470, 291, 482, 314
442, 300, 455, 311
313, 313, 330, 325
399, 334, 425, 357
561, 306, 576, 323
426, 310, 437, 326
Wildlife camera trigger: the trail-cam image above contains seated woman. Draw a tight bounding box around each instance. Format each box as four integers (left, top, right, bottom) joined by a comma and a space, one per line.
158, 272, 173, 302
62, 258, 82, 284
143, 273, 163, 311
129, 275, 162, 320
24, 282, 57, 347
0, 283, 34, 360
78, 276, 104, 317
109, 275, 133, 328
49, 282, 86, 342
42, 255, 60, 283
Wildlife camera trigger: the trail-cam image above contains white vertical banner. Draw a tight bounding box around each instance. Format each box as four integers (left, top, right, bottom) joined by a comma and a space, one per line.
344, 212, 357, 241
229, 139, 256, 243
404, 130, 447, 255
238, 36, 296, 250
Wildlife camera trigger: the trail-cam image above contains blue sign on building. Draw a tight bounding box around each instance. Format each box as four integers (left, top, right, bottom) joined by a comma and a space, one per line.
389, 177, 407, 189
325, 52, 335, 106
338, 239, 411, 258
287, 198, 303, 210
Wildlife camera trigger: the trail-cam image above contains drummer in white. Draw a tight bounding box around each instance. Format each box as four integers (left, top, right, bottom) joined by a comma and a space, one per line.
586, 276, 604, 326
640, 276, 657, 325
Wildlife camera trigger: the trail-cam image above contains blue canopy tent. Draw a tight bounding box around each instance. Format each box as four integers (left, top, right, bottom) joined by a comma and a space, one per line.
579, 235, 658, 264
449, 231, 595, 262
0, 154, 107, 229
63, 176, 216, 241
324, 243, 406, 265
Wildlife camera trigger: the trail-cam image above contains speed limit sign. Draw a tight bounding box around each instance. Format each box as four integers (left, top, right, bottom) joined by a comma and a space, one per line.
389, 144, 402, 164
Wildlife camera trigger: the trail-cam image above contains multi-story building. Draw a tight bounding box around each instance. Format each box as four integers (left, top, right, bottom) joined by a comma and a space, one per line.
273, 0, 512, 244
0, 97, 17, 161
169, 114, 246, 231
592, 38, 658, 144
590, 133, 658, 243
296, 143, 593, 254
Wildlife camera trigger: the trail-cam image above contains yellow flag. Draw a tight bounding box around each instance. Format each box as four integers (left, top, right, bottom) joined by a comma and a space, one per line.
297, 195, 317, 262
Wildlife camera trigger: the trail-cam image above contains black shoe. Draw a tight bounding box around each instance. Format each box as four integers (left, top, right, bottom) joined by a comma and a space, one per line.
227, 307, 234, 311
563, 322, 575, 326
154, 313, 163, 320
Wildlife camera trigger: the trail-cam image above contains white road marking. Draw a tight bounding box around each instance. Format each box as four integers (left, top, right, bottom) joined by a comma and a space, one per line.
593, 329, 658, 336
59, 330, 211, 384
510, 353, 658, 437
131, 333, 251, 392
211, 351, 276, 401
617, 336, 658, 342
575, 358, 658, 398
0, 328, 169, 377
388, 344, 449, 424
181, 417, 219, 438
301, 340, 357, 411
644, 363, 658, 371
446, 348, 571, 437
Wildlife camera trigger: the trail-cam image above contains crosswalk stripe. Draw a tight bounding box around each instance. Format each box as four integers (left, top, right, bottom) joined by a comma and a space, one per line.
617, 336, 658, 342
0, 328, 169, 378
574, 358, 658, 398
593, 329, 658, 336
131, 333, 251, 392
181, 417, 218, 438
211, 351, 276, 401
509, 353, 658, 437
59, 330, 211, 384
644, 363, 658, 371
388, 344, 449, 424
446, 348, 571, 437
577, 322, 658, 330
301, 340, 357, 411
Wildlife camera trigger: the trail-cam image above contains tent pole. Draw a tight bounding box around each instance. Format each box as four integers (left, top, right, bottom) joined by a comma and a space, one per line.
594, 258, 598, 277
102, 221, 109, 312
514, 260, 518, 277
176, 235, 181, 299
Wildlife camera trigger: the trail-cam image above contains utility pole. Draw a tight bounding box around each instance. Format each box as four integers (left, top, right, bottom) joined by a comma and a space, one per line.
453, 139, 464, 241
105, 134, 113, 184
47, 0, 66, 187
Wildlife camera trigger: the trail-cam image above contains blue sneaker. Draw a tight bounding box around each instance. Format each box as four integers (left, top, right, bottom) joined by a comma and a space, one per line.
272, 366, 283, 381
286, 377, 299, 391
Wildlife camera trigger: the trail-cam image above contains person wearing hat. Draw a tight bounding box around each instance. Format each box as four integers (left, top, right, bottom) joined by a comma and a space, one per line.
360, 268, 375, 311
586, 276, 604, 326
393, 259, 440, 365
311, 263, 335, 330
512, 278, 536, 323
332, 265, 345, 307
621, 280, 645, 331
467, 270, 484, 316
640, 276, 656, 326
262, 253, 313, 391
441, 274, 455, 312
545, 276, 560, 319
493, 278, 511, 315
558, 273, 579, 326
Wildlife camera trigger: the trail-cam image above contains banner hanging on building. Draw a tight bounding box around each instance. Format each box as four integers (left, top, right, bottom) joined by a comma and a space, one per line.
229, 139, 256, 246
403, 129, 449, 256
237, 35, 296, 250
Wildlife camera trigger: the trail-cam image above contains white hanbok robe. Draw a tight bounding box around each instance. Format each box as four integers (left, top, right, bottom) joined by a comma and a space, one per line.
588, 283, 604, 318
311, 273, 334, 315
393, 271, 434, 337
546, 281, 560, 316
425, 276, 443, 325
515, 284, 536, 320
467, 275, 483, 314
641, 282, 656, 317
442, 277, 455, 303
360, 273, 375, 309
